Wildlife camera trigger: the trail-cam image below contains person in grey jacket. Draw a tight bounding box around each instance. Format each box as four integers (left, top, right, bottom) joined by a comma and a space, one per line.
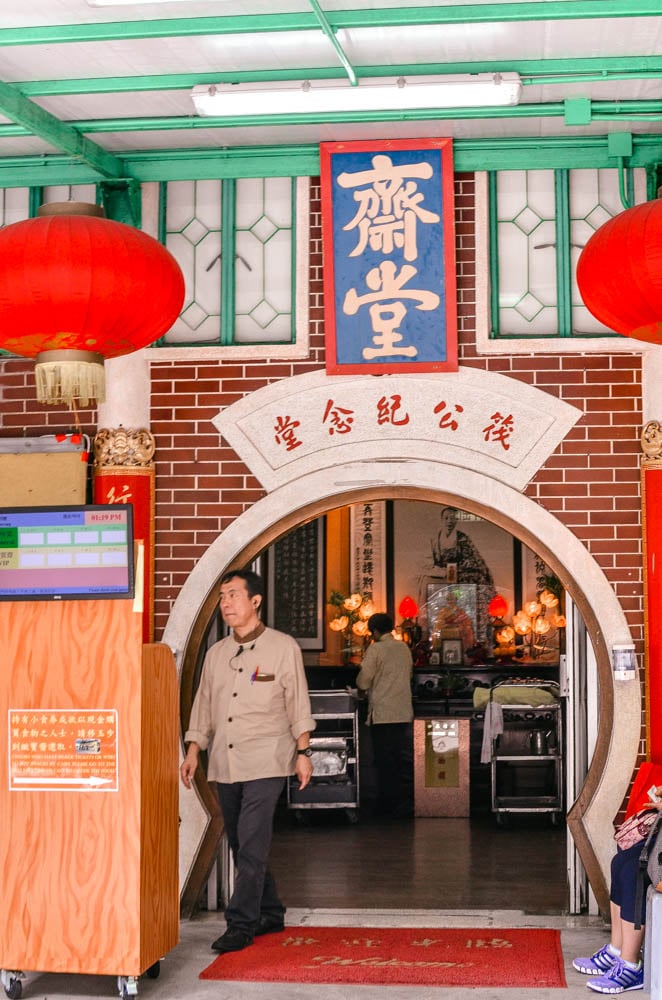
356, 612, 414, 819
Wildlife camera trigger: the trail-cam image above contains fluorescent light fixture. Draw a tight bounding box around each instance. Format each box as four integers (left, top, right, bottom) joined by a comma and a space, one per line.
191, 74, 522, 118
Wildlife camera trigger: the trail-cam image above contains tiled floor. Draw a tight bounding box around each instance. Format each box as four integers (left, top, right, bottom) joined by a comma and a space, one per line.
5, 814, 617, 999
11, 908, 611, 1000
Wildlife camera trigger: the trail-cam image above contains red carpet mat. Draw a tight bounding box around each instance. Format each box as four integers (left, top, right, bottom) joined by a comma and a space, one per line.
200, 926, 567, 988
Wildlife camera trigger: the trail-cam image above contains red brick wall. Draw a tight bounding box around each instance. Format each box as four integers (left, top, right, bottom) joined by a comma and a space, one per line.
0, 175, 645, 683
0, 362, 96, 439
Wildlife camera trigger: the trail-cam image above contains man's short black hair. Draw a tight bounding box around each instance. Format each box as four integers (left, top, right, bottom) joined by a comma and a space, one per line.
219, 568, 264, 599
368, 612, 393, 635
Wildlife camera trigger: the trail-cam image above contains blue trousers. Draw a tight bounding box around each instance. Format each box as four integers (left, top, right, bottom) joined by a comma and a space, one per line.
611, 839, 650, 926
215, 777, 286, 932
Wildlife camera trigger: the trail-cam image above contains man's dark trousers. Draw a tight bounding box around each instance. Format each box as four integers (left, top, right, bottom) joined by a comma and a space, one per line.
370, 722, 413, 817
216, 776, 286, 932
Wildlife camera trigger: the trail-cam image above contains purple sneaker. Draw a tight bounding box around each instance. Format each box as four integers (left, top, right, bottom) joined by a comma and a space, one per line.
586, 958, 644, 994
573, 943, 619, 976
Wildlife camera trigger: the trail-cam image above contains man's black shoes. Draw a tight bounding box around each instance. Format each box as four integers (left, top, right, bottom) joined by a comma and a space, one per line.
211, 926, 254, 953
211, 916, 285, 952
255, 914, 285, 936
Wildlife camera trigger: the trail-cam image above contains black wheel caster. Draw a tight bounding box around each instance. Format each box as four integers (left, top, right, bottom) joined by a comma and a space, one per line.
146, 961, 160, 980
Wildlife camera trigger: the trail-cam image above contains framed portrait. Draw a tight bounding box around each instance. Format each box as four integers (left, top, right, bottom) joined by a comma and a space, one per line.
392, 500, 515, 638
441, 639, 463, 665
426, 583, 478, 635
267, 517, 325, 649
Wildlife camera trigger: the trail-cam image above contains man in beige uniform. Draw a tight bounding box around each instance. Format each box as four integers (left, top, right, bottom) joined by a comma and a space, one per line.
181, 569, 315, 954
357, 612, 414, 819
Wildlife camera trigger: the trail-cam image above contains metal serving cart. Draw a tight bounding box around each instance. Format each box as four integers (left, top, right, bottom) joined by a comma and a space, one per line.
489, 679, 563, 825
287, 690, 359, 822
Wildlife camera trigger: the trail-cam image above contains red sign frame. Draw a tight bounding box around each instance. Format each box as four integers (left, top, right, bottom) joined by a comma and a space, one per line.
321, 137, 458, 375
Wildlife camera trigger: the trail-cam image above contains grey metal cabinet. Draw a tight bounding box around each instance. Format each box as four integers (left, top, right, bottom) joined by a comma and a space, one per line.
287, 690, 360, 822
489, 682, 563, 824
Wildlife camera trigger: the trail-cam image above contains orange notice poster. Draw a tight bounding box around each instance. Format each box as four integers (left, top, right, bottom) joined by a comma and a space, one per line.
9, 709, 118, 792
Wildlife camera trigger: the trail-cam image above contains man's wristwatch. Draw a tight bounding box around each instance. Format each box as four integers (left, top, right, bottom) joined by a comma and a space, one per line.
296, 747, 313, 757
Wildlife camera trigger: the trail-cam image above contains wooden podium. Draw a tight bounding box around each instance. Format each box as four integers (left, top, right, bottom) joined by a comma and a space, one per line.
0, 596, 179, 989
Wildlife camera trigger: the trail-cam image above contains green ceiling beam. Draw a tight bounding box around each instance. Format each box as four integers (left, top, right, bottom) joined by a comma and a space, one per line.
65, 103, 567, 133
527, 69, 662, 86
2, 96, 662, 143
0, 134, 661, 187
17, 56, 662, 98
0, 79, 125, 178
3, 98, 662, 142
0, 156, 114, 186
308, 0, 357, 86
74, 135, 662, 177
0, 124, 34, 136
0, 3, 657, 48
0, 14, 314, 46
22, 98, 661, 136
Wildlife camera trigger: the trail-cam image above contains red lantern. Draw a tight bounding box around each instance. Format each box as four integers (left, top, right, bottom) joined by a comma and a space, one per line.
576, 199, 662, 345
487, 593, 508, 619
398, 595, 419, 620
0, 202, 185, 405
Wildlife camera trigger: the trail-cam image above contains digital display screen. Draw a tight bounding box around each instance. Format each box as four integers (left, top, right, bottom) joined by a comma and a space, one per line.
0, 505, 134, 601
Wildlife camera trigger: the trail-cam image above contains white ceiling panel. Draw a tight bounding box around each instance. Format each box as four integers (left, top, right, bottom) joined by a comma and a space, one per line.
0, 1, 657, 182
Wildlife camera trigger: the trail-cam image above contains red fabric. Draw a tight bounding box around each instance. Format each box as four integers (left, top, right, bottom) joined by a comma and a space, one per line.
200, 926, 566, 988
644, 467, 662, 763
624, 762, 662, 819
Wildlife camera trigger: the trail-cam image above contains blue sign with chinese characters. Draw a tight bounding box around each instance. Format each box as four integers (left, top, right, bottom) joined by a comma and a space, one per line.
321, 138, 458, 374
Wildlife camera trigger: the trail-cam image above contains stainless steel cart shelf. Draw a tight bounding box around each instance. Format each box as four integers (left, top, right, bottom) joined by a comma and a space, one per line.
489, 680, 563, 825
287, 690, 359, 822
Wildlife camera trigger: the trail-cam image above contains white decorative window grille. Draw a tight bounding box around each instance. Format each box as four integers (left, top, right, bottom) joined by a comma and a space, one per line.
159, 177, 296, 347
476, 166, 648, 353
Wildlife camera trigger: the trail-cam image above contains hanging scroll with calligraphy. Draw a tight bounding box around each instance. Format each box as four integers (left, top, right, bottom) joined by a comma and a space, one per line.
267, 518, 325, 649
320, 137, 458, 375
349, 501, 387, 611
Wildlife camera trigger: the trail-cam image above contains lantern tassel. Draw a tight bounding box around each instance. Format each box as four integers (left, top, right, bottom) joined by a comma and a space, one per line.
35, 350, 105, 407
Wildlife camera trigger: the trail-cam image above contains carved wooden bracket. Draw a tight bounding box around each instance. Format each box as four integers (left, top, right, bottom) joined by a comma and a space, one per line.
93, 427, 155, 468
641, 420, 662, 464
